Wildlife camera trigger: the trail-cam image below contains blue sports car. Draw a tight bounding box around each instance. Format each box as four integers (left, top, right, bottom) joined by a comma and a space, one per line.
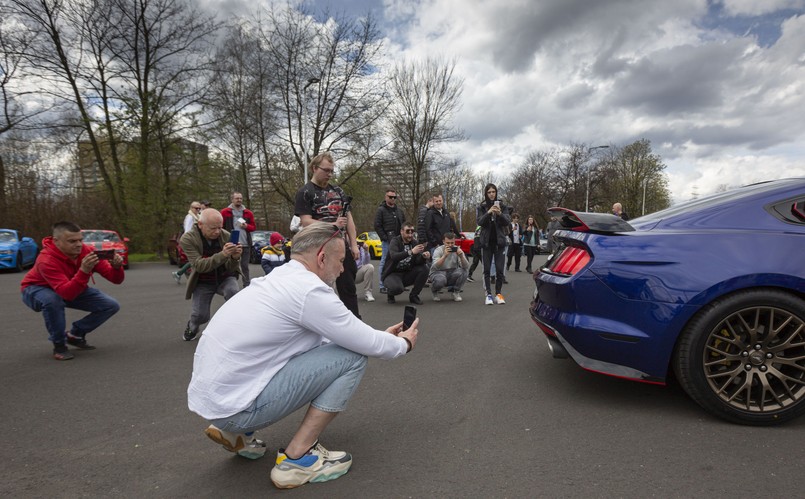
0, 229, 38, 272
530, 178, 805, 425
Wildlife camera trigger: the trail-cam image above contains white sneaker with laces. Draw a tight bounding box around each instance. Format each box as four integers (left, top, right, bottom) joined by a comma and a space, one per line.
485, 294, 494, 305
432, 290, 441, 301
453, 291, 462, 302
365, 291, 375, 302
271, 441, 352, 489
204, 424, 266, 460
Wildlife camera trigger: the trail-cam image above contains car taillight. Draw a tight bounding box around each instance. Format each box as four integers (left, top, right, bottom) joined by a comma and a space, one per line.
546, 246, 590, 276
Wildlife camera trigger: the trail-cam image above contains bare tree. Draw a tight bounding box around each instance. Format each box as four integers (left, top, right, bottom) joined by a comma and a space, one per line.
387, 57, 464, 213
253, 7, 389, 188
501, 149, 562, 226
10, 0, 219, 251
0, 6, 45, 222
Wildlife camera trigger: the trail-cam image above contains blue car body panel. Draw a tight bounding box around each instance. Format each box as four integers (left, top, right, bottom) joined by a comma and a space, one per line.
530, 178, 805, 383
0, 229, 38, 270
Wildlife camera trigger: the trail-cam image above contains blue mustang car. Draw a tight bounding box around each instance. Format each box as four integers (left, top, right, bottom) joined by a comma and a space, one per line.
530, 178, 805, 425
0, 229, 38, 272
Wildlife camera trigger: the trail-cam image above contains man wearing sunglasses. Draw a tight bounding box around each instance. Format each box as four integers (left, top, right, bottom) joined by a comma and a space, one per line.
189, 222, 419, 489
373, 188, 405, 294
294, 152, 361, 317
381, 222, 431, 304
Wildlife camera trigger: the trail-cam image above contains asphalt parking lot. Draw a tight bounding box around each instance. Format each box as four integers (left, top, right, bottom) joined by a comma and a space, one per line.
2, 258, 804, 498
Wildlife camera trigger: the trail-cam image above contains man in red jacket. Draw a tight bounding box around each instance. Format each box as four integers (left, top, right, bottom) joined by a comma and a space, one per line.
221, 192, 256, 287
21, 221, 125, 361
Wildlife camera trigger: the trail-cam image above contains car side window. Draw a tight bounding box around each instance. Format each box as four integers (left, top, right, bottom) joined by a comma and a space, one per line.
768, 196, 805, 224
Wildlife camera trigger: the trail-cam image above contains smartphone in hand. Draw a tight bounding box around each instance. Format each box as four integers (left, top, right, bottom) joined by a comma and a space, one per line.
95, 249, 115, 260
403, 305, 417, 330
229, 231, 240, 245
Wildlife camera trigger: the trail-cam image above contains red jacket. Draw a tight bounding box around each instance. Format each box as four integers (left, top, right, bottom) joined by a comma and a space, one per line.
220, 206, 256, 245
20, 236, 125, 301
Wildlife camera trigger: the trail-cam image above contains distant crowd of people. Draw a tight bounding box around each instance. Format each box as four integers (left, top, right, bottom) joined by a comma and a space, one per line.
17, 149, 630, 489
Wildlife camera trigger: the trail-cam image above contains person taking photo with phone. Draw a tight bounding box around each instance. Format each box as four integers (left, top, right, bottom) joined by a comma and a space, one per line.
180, 209, 242, 341
221, 192, 257, 287
476, 183, 511, 305
20, 221, 125, 360
381, 222, 431, 304
428, 232, 469, 302
188, 221, 419, 489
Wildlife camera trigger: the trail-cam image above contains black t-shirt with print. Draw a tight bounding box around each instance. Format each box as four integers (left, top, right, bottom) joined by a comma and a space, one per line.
294, 182, 351, 225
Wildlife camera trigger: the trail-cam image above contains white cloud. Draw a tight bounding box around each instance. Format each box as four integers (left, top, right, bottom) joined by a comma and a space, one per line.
376, 0, 805, 203
199, 0, 805, 204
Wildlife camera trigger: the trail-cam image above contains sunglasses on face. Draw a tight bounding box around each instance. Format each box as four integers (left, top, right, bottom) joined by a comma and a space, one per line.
317, 226, 343, 257
387, 195, 397, 199
403, 229, 414, 234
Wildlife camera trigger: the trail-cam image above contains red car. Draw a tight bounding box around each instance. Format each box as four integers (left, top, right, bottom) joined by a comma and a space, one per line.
81, 229, 130, 269
456, 231, 475, 254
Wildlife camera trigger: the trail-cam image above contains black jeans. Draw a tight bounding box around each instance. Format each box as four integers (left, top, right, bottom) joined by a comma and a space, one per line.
382, 264, 429, 298
468, 252, 481, 276
482, 247, 506, 295
523, 245, 537, 271
336, 241, 360, 318
507, 243, 522, 270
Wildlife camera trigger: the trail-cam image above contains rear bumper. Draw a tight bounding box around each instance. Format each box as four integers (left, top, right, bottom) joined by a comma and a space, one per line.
530, 301, 665, 385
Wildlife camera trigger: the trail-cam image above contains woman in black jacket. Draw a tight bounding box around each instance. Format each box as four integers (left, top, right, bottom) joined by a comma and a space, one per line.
521, 215, 540, 273
475, 183, 511, 305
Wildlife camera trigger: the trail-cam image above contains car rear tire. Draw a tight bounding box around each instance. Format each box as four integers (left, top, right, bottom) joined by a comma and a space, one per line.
15, 251, 24, 272
673, 289, 805, 425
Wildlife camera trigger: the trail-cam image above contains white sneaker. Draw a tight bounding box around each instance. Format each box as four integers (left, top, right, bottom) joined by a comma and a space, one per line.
271, 442, 352, 489
485, 294, 494, 305
432, 290, 441, 301
204, 424, 266, 460
453, 292, 462, 302
495, 293, 506, 304
365, 291, 375, 302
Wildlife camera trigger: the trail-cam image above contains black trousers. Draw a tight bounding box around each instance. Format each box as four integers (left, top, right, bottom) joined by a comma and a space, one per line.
523, 245, 537, 271
507, 243, 522, 270
382, 265, 429, 298
336, 241, 360, 318
482, 247, 506, 295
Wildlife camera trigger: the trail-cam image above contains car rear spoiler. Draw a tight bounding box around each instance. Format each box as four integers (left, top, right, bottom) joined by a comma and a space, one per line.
548, 207, 635, 233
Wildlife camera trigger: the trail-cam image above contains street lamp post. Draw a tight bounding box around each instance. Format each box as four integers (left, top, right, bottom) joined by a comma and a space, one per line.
585, 145, 609, 212
302, 77, 320, 185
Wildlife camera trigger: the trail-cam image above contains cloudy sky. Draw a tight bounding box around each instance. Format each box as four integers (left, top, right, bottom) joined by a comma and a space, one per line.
204, 0, 805, 203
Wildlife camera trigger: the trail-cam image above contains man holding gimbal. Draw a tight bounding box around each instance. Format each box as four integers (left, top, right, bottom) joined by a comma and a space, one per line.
294, 152, 361, 318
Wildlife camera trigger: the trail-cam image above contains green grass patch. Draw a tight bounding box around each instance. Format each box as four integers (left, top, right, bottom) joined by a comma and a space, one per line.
128, 253, 168, 263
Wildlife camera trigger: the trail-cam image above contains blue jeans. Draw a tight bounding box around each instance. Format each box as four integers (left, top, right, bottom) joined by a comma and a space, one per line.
21, 285, 120, 344
378, 241, 389, 290
210, 343, 367, 434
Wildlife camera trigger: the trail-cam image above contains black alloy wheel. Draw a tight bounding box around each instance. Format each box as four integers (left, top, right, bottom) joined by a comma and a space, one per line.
674, 289, 805, 425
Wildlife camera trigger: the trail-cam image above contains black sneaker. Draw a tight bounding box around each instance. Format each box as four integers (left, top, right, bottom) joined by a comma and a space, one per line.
387, 295, 396, 304
53, 344, 75, 361
379, 288, 388, 294
183, 323, 199, 341
66, 332, 96, 350
467, 275, 475, 282
409, 294, 423, 305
